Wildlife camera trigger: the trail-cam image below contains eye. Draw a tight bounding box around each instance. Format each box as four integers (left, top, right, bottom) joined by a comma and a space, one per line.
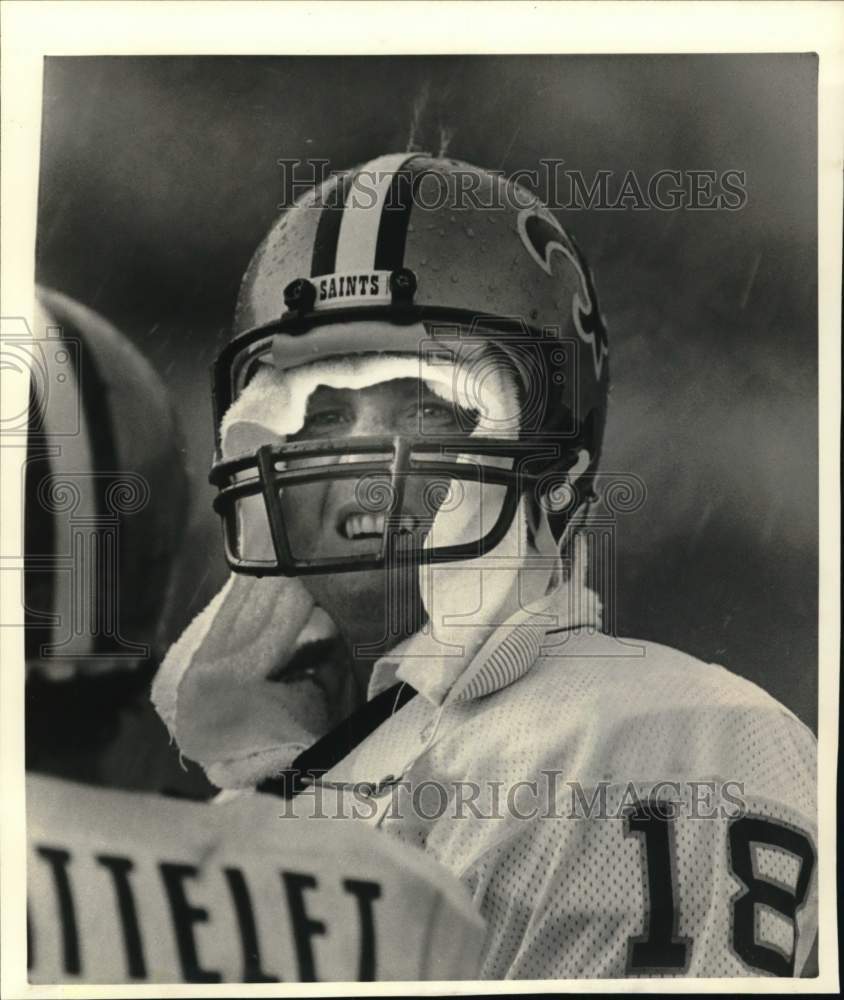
309, 410, 345, 425
414, 398, 479, 432
398, 399, 456, 432
298, 407, 351, 437
421, 401, 455, 422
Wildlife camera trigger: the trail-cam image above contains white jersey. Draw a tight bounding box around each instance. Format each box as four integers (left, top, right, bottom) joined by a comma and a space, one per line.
159, 571, 817, 980
310, 630, 818, 979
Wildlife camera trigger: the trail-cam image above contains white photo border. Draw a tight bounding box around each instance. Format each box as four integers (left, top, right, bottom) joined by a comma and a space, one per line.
1, 2, 841, 996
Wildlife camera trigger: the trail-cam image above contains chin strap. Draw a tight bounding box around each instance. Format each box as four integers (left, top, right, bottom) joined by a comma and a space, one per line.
256, 681, 418, 799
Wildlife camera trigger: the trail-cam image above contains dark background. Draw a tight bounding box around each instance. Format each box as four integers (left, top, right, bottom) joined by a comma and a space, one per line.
34, 55, 818, 771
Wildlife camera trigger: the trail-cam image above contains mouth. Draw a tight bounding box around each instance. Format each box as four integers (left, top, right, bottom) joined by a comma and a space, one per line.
336, 510, 423, 541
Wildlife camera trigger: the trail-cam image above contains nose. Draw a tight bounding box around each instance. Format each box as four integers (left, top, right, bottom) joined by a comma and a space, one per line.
336, 405, 395, 465
331, 407, 398, 516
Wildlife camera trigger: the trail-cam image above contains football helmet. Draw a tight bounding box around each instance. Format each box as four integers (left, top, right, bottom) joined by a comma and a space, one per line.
211, 152, 609, 576
25, 287, 189, 677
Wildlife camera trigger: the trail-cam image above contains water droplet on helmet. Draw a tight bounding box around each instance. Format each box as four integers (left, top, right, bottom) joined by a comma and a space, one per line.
451, 275, 459, 284
420, 258, 428, 266
438, 228, 446, 237
465, 227, 475, 238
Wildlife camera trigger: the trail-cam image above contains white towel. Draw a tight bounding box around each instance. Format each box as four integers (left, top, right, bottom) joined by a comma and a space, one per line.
152, 343, 587, 788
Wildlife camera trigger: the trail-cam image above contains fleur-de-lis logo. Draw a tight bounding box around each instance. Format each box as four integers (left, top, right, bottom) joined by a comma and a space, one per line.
517, 205, 608, 381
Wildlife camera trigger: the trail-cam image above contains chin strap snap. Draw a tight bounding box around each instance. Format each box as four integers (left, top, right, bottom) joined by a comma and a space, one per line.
282, 278, 317, 316
389, 267, 417, 306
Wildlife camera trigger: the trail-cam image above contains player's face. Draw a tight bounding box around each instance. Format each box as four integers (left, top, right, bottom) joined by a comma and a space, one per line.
279, 378, 474, 649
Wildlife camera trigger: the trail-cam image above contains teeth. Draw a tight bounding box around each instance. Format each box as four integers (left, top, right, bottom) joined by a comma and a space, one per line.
343, 513, 384, 539
341, 512, 420, 539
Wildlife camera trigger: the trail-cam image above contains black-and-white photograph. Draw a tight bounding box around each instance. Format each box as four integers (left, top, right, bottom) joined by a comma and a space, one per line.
1, 2, 840, 992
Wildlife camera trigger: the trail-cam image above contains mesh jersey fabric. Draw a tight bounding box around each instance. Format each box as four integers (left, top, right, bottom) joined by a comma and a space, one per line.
279, 630, 817, 979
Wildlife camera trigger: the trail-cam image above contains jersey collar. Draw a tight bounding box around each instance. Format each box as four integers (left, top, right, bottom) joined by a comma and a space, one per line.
368, 574, 602, 707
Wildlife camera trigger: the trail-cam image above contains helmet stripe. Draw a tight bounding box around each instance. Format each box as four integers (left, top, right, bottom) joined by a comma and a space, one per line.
373, 165, 417, 271
335, 153, 417, 273
57, 322, 118, 659
24, 377, 56, 663
310, 171, 353, 277
25, 321, 98, 663
374, 154, 431, 272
